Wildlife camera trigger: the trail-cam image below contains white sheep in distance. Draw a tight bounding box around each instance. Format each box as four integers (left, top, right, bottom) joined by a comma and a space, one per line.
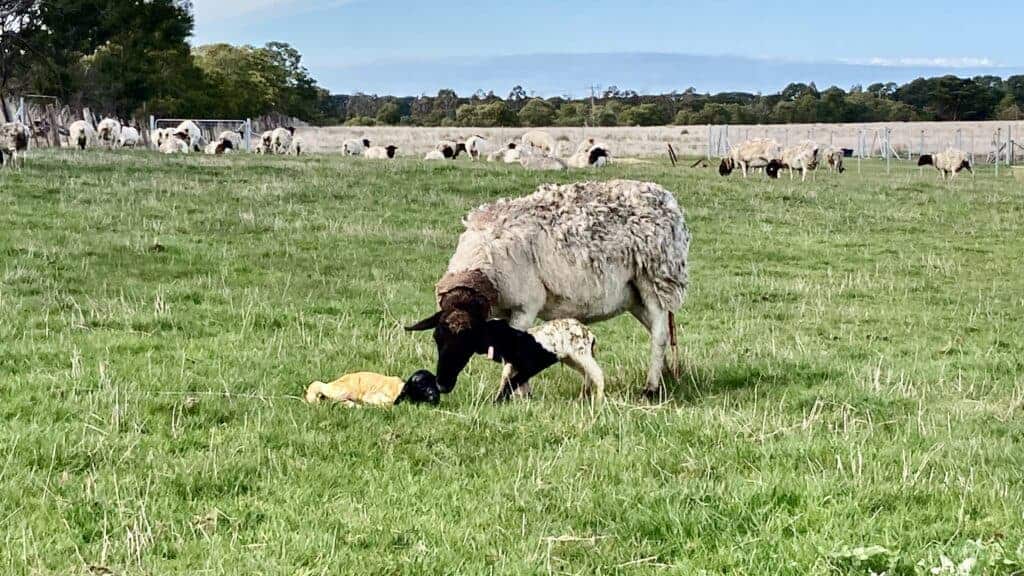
567, 141, 611, 168
175, 120, 204, 152
150, 127, 174, 150
519, 148, 567, 171
160, 132, 190, 154
918, 149, 973, 180
342, 138, 371, 156
255, 130, 274, 154
406, 179, 690, 399
288, 136, 304, 155
204, 138, 234, 155
69, 120, 96, 150
465, 135, 487, 161
96, 118, 121, 149
424, 149, 447, 161
364, 144, 398, 159
436, 139, 466, 159
780, 140, 819, 182
719, 138, 783, 178
520, 130, 557, 155
486, 142, 520, 163
0, 122, 30, 168
823, 147, 846, 174
118, 126, 140, 148
217, 130, 243, 150
271, 127, 294, 154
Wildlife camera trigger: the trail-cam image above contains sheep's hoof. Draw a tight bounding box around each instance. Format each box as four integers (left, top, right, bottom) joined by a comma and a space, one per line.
641, 386, 663, 402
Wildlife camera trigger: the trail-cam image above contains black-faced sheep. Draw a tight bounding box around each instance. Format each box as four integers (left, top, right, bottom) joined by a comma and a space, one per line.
823, 147, 845, 174
0, 122, 30, 168
719, 138, 783, 178
160, 131, 191, 154
204, 138, 234, 155
175, 120, 204, 152
342, 138, 371, 156
96, 118, 121, 149
217, 130, 243, 150
567, 141, 611, 168
69, 120, 96, 150
918, 149, 973, 180
406, 179, 690, 399
465, 135, 487, 161
780, 140, 819, 182
365, 144, 398, 159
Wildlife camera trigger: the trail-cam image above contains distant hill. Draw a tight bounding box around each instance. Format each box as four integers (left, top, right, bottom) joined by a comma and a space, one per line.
313, 52, 1023, 97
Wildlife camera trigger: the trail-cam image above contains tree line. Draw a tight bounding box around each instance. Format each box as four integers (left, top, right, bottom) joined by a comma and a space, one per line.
2, 2, 1022, 127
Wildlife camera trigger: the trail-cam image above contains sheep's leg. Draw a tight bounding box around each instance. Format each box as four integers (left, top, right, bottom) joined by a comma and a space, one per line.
630, 299, 670, 399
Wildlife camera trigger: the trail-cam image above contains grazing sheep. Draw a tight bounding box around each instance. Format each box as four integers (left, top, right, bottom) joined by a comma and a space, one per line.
271, 127, 295, 155
521, 130, 557, 155
175, 120, 204, 152
918, 149, 973, 180
436, 139, 467, 159
69, 120, 96, 150
342, 138, 371, 156
719, 138, 783, 178
365, 145, 398, 159
484, 319, 605, 402
567, 142, 611, 168
406, 179, 690, 399
96, 118, 122, 149
520, 150, 567, 171
465, 135, 487, 161
823, 147, 845, 174
780, 140, 819, 182
255, 130, 274, 154
118, 126, 140, 148
0, 122, 30, 168
217, 130, 243, 150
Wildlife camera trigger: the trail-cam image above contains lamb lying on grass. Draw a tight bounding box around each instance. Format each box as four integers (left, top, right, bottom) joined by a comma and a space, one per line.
305, 370, 440, 407
451, 318, 604, 402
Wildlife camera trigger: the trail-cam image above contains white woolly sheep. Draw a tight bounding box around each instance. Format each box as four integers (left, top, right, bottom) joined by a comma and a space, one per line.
823, 147, 845, 174
69, 120, 96, 150
567, 141, 611, 168
519, 148, 567, 171
288, 136, 304, 156
342, 138, 371, 156
255, 131, 274, 154
407, 179, 690, 399
719, 138, 783, 178
217, 130, 243, 150
271, 127, 295, 155
918, 149, 973, 180
96, 118, 121, 149
160, 132, 191, 154
118, 126, 140, 148
780, 140, 819, 182
175, 120, 204, 152
465, 135, 487, 161
0, 122, 30, 168
424, 149, 447, 161
435, 139, 466, 159
520, 130, 557, 155
365, 144, 398, 159
487, 142, 520, 163
204, 138, 234, 155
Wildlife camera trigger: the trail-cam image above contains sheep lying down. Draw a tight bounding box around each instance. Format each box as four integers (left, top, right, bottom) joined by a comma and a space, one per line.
305, 370, 440, 407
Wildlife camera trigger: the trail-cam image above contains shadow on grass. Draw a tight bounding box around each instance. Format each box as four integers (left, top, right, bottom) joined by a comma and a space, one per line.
660, 359, 840, 404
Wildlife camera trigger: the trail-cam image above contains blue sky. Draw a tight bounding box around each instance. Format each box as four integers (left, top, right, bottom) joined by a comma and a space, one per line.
192, 0, 1024, 95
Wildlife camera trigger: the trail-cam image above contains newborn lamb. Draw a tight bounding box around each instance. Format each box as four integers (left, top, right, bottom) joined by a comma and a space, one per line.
305, 370, 440, 407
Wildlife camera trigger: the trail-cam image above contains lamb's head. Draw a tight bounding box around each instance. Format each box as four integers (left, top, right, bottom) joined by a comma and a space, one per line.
406, 270, 499, 393
395, 370, 441, 406
765, 159, 783, 179
718, 157, 735, 176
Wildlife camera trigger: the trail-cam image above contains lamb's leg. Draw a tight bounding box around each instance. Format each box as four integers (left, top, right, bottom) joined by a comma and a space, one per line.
507, 308, 540, 398
572, 354, 605, 403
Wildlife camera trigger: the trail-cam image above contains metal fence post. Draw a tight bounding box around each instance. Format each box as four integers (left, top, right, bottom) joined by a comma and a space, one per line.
995, 127, 1001, 177
245, 119, 252, 151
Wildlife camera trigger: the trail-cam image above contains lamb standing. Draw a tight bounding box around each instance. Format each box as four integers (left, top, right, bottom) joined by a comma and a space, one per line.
96, 118, 122, 149
407, 179, 690, 399
918, 149, 973, 180
68, 120, 96, 150
0, 122, 30, 168
823, 147, 846, 174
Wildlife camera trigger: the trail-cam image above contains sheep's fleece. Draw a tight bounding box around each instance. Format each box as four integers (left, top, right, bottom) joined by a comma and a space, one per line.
442, 179, 690, 315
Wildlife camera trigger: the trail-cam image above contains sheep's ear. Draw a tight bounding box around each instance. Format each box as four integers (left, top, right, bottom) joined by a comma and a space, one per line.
406, 312, 442, 332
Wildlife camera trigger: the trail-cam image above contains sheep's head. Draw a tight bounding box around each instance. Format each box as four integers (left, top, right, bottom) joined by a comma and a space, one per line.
718, 157, 734, 176
385, 145, 398, 158
765, 160, 783, 179
957, 160, 972, 173
362, 138, 371, 148
440, 145, 455, 159
406, 271, 498, 393
917, 154, 934, 167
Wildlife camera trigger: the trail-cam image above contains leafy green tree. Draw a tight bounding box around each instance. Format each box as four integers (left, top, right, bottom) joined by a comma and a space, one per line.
619, 103, 668, 126
376, 101, 401, 125
517, 99, 555, 126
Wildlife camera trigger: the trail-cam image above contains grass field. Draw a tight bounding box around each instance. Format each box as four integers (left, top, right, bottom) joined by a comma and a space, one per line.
2, 150, 1023, 575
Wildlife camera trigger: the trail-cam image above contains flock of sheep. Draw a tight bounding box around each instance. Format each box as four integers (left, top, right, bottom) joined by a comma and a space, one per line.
718, 137, 974, 181
341, 130, 612, 171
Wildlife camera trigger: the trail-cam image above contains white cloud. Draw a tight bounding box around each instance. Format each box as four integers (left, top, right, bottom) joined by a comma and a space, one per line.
192, 0, 352, 24
843, 56, 1001, 68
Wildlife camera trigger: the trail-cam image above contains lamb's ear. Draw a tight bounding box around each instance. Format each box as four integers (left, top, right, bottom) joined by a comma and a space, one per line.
406, 311, 442, 331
